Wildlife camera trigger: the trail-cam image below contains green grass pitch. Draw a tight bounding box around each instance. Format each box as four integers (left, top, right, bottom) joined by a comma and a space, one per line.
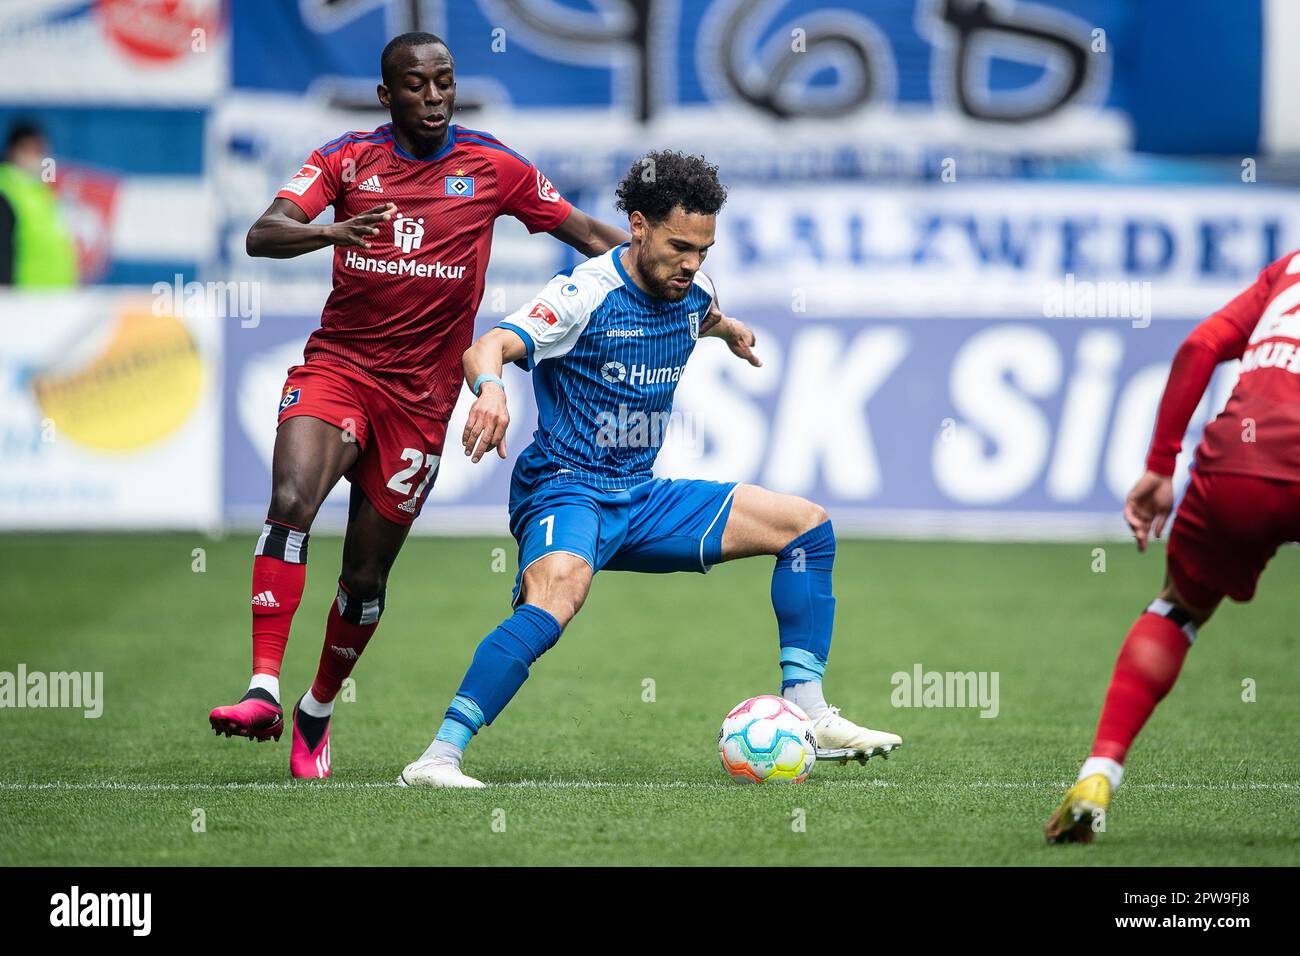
1, 532, 1296, 866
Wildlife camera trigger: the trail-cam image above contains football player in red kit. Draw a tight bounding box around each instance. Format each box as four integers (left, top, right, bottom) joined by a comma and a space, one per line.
1046, 249, 1300, 842
209, 32, 649, 778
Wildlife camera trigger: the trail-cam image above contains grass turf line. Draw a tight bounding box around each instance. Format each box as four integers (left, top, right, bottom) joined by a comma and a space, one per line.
1, 534, 1296, 866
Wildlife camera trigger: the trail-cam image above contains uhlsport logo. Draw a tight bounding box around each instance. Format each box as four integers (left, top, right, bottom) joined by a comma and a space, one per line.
393, 216, 424, 253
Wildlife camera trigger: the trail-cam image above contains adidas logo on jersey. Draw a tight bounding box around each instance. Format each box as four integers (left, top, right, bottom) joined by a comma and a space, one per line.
330, 645, 359, 660
358, 175, 383, 193
251, 591, 280, 609
398, 497, 420, 514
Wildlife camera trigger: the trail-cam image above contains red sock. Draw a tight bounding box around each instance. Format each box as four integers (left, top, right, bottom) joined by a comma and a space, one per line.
250, 520, 310, 677
1090, 609, 1191, 763
310, 581, 382, 704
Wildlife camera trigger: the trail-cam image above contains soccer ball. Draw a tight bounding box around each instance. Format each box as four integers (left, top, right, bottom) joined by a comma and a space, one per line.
718, 695, 817, 783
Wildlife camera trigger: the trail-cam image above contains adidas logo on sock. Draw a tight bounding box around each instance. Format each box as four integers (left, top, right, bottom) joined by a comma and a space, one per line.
358, 175, 383, 193
252, 590, 281, 608
330, 645, 358, 660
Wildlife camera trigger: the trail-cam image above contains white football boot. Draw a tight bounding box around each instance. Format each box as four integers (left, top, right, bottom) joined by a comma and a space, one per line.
398, 756, 486, 788
811, 706, 902, 763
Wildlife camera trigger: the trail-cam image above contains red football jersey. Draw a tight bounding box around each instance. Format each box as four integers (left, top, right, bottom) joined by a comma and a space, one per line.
1148, 250, 1300, 482
274, 123, 573, 418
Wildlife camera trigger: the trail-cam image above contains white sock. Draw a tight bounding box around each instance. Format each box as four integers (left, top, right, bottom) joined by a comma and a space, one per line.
419, 739, 464, 765
248, 673, 280, 703
1079, 756, 1124, 792
783, 681, 830, 720
299, 688, 334, 719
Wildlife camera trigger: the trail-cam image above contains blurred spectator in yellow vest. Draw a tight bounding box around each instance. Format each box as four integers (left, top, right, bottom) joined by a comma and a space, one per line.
0, 121, 78, 287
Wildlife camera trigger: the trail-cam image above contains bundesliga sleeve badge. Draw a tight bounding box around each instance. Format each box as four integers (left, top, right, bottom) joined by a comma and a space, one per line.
281, 164, 322, 196
536, 169, 561, 203
528, 302, 558, 326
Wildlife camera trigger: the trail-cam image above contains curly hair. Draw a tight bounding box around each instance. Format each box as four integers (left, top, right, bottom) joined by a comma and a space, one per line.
614, 151, 727, 223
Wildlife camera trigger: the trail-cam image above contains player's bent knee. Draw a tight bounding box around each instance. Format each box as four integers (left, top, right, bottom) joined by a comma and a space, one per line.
774, 496, 829, 548
527, 581, 588, 625
520, 554, 592, 626
340, 563, 387, 602
1156, 581, 1215, 629
799, 500, 830, 535
268, 484, 319, 530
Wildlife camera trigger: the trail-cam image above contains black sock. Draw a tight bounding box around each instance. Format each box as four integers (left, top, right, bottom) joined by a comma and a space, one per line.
295, 701, 329, 751
241, 687, 279, 706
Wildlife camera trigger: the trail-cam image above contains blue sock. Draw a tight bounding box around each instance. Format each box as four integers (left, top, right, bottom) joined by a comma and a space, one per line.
441, 604, 563, 751
434, 695, 483, 751
771, 520, 835, 689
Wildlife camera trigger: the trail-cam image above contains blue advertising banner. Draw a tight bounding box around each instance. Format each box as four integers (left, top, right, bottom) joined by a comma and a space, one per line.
223, 310, 1234, 538
228, 0, 1284, 156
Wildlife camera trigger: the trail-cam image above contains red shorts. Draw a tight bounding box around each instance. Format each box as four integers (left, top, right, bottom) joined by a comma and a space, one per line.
277, 362, 446, 526
1167, 469, 1300, 608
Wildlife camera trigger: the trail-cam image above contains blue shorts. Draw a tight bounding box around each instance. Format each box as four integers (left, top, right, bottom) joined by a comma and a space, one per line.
508, 477, 737, 606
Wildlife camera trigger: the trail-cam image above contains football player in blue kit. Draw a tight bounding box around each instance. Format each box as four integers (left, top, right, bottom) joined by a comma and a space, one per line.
400, 151, 901, 786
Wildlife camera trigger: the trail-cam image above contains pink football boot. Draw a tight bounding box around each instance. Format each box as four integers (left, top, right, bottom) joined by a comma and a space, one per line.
209, 696, 284, 742
290, 698, 331, 779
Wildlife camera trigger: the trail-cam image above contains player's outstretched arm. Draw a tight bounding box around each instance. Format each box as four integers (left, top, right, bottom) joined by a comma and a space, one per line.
461, 328, 527, 463
547, 207, 629, 257
246, 198, 397, 259
703, 313, 762, 367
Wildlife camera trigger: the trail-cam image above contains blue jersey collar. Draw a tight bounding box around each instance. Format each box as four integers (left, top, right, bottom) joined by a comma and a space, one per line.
612, 243, 674, 311
393, 124, 458, 162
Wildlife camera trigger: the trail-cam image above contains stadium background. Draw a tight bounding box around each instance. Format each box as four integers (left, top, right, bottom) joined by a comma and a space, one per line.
5, 0, 1300, 872
3, 0, 1300, 538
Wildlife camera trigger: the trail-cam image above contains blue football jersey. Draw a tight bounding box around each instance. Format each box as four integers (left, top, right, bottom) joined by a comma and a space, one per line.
498, 243, 715, 494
